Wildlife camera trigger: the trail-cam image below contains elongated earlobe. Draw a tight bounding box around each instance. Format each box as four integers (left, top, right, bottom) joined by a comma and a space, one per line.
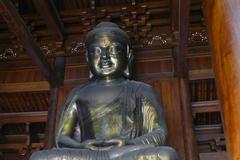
123, 67, 130, 78
85, 51, 94, 79
123, 48, 134, 78
85, 51, 88, 63
89, 71, 93, 79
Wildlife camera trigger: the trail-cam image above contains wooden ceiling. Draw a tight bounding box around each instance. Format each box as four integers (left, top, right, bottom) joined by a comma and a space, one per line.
0, 0, 206, 63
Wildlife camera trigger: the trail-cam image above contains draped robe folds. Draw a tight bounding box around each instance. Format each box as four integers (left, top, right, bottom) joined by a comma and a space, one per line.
30, 80, 178, 160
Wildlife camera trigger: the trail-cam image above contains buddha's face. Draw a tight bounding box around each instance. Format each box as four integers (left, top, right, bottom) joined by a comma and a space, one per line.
86, 34, 128, 79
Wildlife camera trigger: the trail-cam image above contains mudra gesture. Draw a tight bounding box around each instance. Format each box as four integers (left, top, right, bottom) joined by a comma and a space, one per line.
30, 22, 178, 160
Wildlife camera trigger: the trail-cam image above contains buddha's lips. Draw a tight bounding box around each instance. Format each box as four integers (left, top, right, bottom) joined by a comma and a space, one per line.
99, 61, 113, 69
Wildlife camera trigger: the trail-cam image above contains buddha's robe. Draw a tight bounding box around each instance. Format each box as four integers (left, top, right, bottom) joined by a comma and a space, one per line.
30, 80, 178, 160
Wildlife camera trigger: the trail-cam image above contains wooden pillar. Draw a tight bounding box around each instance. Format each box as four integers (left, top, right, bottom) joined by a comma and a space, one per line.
44, 57, 65, 149
172, 0, 199, 160
44, 87, 59, 149
204, 1, 240, 160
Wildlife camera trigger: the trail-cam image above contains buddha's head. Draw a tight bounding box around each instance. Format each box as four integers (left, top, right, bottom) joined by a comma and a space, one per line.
85, 22, 133, 80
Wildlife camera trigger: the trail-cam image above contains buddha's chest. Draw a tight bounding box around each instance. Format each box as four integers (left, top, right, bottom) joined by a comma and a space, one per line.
76, 82, 141, 139
79, 84, 125, 104
91, 108, 133, 140
77, 96, 139, 139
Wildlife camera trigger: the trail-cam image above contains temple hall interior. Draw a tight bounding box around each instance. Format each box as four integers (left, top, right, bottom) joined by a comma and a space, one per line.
0, 0, 238, 160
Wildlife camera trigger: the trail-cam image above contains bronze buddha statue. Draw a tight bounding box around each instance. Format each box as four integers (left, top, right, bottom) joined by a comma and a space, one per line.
30, 22, 178, 160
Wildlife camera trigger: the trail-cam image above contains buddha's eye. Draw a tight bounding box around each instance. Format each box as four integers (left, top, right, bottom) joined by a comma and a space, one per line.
109, 45, 119, 55
95, 47, 101, 55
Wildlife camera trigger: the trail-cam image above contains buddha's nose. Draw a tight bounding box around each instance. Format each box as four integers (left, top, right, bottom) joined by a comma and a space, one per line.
100, 48, 110, 60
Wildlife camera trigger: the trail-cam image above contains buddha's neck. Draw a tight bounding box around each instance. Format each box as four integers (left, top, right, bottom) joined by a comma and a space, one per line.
94, 76, 126, 85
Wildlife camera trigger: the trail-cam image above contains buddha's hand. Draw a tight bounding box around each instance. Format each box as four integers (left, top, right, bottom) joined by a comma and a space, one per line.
104, 138, 133, 147
81, 139, 114, 151
81, 139, 133, 151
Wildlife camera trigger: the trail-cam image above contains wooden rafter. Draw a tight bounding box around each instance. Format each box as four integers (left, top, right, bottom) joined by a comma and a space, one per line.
0, 0, 57, 86
33, 0, 65, 41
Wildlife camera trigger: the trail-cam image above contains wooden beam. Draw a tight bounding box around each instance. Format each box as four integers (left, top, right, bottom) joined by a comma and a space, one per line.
59, 1, 169, 17
195, 124, 223, 134
33, 0, 65, 41
0, 0, 56, 86
178, 0, 190, 78
5, 134, 29, 143
0, 82, 50, 93
195, 124, 224, 142
204, 1, 240, 159
0, 143, 43, 150
0, 111, 48, 124
189, 69, 215, 80
199, 152, 228, 160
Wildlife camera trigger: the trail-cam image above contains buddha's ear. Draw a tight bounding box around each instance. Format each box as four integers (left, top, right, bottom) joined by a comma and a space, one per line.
123, 45, 134, 78
89, 71, 94, 79
85, 51, 94, 79
85, 50, 89, 63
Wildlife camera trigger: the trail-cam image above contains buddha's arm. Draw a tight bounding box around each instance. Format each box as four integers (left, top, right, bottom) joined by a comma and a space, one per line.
56, 102, 83, 148
131, 97, 168, 146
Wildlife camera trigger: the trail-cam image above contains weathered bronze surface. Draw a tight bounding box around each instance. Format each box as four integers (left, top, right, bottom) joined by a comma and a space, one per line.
30, 22, 178, 160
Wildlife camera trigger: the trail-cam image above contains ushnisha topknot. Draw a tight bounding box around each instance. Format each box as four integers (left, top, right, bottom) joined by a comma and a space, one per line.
85, 22, 131, 47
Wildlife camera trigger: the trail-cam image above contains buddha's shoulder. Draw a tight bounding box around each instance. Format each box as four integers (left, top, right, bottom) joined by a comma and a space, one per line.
127, 80, 153, 89
126, 80, 156, 94
65, 81, 93, 97
127, 80, 160, 102
67, 80, 155, 95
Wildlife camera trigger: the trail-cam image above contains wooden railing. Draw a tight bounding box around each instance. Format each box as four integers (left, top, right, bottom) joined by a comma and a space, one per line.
192, 100, 220, 118
0, 111, 48, 124
0, 111, 47, 156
